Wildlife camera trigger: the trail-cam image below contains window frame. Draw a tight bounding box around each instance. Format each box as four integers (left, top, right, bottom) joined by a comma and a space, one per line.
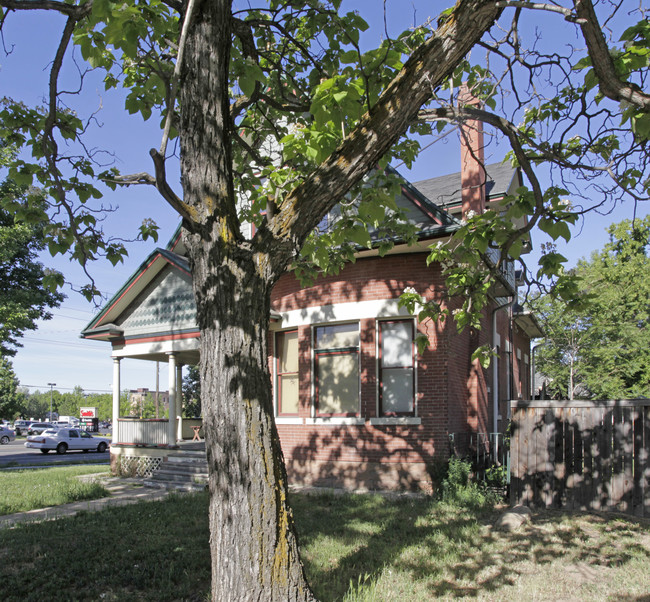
314, 322, 360, 417
275, 329, 300, 416
378, 318, 416, 417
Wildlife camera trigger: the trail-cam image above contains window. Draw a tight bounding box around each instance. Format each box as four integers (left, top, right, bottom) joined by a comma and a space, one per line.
276, 330, 299, 415
69, 430, 79, 438
315, 323, 359, 416
379, 320, 415, 415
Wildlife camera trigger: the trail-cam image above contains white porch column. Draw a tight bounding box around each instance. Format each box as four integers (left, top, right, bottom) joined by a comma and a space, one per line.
167, 352, 177, 445
176, 363, 183, 441
112, 357, 121, 444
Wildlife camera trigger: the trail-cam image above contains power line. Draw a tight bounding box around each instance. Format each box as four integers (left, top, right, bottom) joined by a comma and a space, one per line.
21, 384, 113, 393
50, 313, 93, 322
20, 337, 106, 350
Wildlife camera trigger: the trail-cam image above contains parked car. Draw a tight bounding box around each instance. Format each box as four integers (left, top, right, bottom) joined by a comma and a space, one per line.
25, 428, 111, 454
0, 425, 16, 444
27, 422, 58, 436
13, 420, 34, 436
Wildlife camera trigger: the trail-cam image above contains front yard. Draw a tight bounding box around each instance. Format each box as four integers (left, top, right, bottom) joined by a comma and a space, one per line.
0, 475, 647, 601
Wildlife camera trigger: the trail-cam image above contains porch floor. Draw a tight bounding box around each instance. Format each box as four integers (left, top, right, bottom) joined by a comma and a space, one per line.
176, 440, 206, 452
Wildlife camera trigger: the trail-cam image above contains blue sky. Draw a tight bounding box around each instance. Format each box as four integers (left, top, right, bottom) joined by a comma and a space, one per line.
2, 1, 648, 397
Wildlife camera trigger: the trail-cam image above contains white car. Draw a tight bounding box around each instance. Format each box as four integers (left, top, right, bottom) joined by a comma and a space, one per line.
25, 428, 111, 454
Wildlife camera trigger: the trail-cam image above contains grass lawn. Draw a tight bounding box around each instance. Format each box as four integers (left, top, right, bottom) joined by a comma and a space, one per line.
0, 481, 648, 601
0, 466, 110, 515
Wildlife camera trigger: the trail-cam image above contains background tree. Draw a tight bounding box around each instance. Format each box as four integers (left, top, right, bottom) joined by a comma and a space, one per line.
532, 216, 650, 400
530, 285, 591, 399
19, 389, 48, 420
182, 365, 201, 418
0, 145, 65, 357
56, 385, 86, 417
0, 0, 648, 599
84, 392, 113, 421
0, 358, 26, 420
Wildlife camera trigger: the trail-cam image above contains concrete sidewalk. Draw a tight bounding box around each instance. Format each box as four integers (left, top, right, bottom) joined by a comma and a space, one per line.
0, 476, 179, 530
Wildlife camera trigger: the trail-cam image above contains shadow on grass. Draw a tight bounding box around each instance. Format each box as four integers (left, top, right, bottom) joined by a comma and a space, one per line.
290, 493, 650, 601
1, 489, 647, 601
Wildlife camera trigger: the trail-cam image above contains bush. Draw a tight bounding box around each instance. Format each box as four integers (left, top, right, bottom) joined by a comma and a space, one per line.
485, 463, 508, 489
441, 457, 500, 509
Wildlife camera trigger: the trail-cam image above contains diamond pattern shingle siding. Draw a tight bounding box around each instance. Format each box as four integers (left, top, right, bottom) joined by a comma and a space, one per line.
119, 267, 197, 335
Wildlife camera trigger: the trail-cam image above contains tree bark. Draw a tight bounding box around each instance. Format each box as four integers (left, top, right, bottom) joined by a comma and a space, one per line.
186, 238, 313, 600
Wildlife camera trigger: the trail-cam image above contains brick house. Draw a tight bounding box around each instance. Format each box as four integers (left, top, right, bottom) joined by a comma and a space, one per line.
82, 133, 542, 492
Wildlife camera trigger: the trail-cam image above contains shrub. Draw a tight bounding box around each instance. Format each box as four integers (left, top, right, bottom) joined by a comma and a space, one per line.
441, 457, 500, 509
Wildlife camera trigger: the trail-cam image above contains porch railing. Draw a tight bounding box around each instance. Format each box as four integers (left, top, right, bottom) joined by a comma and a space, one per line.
117, 418, 169, 446
115, 417, 204, 446
485, 247, 516, 295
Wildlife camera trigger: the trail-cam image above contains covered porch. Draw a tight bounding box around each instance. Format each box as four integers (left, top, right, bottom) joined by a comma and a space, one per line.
109, 345, 203, 477
79, 241, 206, 476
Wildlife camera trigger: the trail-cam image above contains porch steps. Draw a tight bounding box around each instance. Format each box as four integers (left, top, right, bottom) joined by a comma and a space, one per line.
143, 450, 209, 492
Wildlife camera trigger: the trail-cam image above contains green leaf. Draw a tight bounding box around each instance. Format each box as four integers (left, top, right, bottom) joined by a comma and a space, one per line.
347, 225, 372, 248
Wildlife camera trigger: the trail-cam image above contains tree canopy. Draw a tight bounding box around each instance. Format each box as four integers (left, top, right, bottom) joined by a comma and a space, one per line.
0, 0, 648, 599
533, 215, 650, 400
0, 358, 26, 419
0, 146, 65, 357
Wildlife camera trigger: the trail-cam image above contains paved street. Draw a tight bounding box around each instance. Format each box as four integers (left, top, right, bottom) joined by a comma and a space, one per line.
0, 438, 110, 468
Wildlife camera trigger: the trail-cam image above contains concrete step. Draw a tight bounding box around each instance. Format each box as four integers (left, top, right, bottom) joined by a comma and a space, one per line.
153, 470, 208, 482
167, 452, 207, 464
156, 464, 208, 476
143, 478, 207, 493
144, 452, 209, 492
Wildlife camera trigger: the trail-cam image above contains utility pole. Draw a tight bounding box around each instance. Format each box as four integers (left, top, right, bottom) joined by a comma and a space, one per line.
47, 382, 56, 421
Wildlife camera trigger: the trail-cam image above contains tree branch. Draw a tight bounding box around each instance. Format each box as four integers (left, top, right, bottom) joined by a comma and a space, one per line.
160, 0, 197, 157
108, 172, 157, 186
494, 1, 584, 23
149, 148, 194, 223
0, 0, 92, 19
574, 0, 650, 111
258, 0, 504, 275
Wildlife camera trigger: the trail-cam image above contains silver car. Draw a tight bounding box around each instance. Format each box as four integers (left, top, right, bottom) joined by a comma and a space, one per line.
0, 425, 16, 444
27, 422, 57, 436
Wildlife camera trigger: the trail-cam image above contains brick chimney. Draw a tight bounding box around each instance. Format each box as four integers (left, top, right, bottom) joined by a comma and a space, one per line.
459, 86, 486, 218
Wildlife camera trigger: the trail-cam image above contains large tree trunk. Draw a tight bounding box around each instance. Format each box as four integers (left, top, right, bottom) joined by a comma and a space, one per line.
186, 237, 314, 600
178, 0, 314, 598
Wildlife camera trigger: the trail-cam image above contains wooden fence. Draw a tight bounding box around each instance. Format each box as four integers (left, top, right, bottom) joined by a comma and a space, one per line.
510, 399, 649, 517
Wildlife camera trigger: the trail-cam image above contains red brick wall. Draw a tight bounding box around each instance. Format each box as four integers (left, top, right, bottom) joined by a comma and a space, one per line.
268, 253, 528, 491
272, 253, 447, 312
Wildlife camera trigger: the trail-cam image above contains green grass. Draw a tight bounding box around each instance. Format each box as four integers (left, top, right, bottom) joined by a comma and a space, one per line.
0, 491, 211, 602
0, 482, 648, 601
0, 466, 110, 515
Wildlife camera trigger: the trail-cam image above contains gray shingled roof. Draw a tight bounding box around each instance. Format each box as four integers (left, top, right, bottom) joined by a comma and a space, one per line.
413, 162, 518, 208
